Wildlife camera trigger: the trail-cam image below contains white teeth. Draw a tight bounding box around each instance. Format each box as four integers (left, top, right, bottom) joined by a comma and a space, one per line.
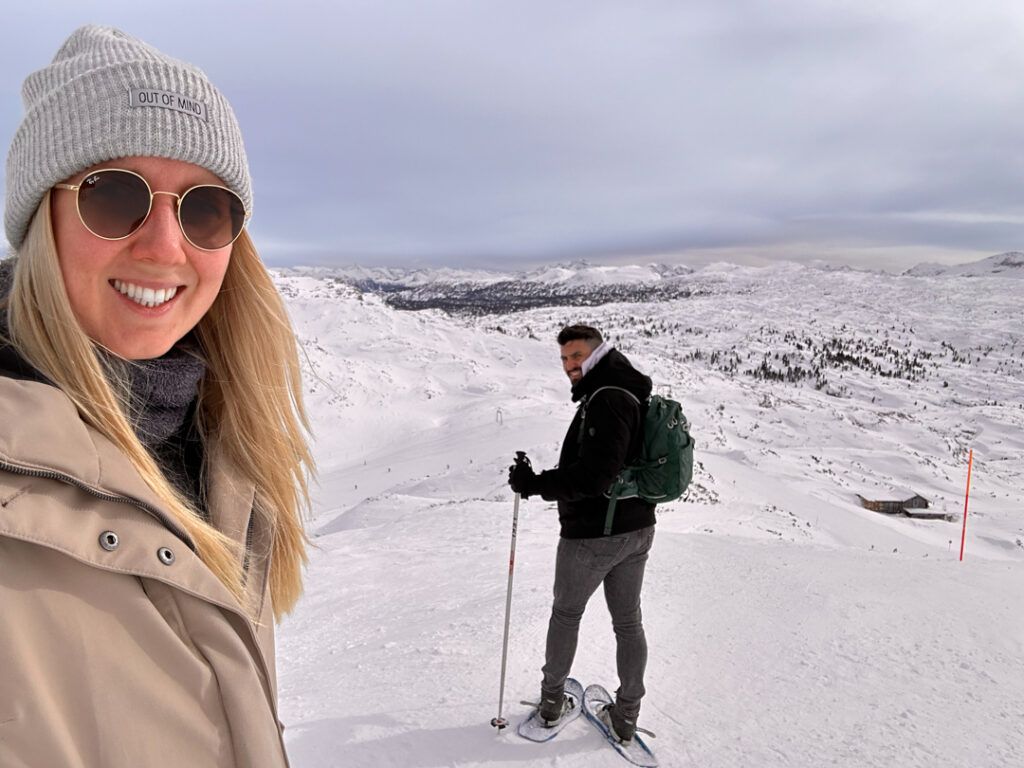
113, 280, 178, 308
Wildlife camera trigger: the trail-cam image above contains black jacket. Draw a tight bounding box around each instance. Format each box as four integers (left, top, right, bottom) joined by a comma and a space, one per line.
535, 347, 656, 538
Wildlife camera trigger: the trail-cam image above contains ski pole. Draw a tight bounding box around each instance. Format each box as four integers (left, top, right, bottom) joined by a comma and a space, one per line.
490, 491, 519, 730
491, 453, 526, 730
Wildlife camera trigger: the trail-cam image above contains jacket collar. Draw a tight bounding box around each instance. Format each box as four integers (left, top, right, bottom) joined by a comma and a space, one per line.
0, 377, 255, 554
0, 376, 159, 504
0, 375, 262, 610
570, 346, 653, 403
580, 340, 611, 378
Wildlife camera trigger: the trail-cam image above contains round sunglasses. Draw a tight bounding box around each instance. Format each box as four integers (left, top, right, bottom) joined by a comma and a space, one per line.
54, 168, 249, 251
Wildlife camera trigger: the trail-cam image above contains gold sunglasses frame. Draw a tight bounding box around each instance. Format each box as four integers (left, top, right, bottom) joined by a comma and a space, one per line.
54, 167, 251, 252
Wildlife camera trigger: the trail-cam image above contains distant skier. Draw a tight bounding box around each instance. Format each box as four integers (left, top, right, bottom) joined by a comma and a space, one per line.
508, 324, 656, 744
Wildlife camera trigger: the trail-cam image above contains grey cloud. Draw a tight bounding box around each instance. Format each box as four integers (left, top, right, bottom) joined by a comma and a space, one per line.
2, 0, 1023, 270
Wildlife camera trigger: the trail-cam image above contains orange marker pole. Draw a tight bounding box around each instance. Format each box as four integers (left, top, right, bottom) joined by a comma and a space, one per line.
959, 450, 973, 562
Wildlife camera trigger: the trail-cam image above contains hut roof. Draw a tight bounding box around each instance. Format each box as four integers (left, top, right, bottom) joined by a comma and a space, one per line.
858, 488, 929, 503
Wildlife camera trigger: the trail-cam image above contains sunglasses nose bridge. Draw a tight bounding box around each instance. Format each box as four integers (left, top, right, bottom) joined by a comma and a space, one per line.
149, 189, 184, 226
151, 189, 182, 206
128, 189, 190, 256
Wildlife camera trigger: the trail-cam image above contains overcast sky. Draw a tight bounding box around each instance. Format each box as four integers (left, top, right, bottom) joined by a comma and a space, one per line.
3, 1, 1023, 271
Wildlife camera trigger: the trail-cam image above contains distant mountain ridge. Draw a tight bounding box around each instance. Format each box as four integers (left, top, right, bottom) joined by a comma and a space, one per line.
903, 251, 1024, 278
287, 260, 699, 314
278, 253, 1018, 315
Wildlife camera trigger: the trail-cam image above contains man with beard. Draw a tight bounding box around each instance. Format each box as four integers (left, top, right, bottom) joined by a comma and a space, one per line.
508, 324, 656, 744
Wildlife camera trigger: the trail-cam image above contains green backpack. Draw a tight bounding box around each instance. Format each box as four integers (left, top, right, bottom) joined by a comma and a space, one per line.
580, 387, 695, 535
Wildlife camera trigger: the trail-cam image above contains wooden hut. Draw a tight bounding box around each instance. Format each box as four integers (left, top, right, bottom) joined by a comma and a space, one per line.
856, 490, 937, 519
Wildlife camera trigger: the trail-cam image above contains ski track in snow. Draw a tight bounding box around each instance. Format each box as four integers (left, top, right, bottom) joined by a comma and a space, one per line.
273, 263, 1024, 768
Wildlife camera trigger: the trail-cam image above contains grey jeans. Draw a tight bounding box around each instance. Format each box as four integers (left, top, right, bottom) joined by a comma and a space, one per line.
541, 525, 655, 719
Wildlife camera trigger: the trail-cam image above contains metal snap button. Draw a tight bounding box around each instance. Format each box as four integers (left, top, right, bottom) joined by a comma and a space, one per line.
99, 531, 119, 551
157, 547, 175, 565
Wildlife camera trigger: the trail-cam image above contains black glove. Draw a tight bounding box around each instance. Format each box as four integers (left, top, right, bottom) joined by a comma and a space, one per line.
507, 452, 540, 498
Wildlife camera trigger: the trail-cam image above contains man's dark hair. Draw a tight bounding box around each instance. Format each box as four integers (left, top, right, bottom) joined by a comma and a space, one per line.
557, 324, 603, 349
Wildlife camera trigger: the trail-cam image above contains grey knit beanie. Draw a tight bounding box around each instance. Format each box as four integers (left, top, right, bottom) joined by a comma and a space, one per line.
4, 25, 251, 250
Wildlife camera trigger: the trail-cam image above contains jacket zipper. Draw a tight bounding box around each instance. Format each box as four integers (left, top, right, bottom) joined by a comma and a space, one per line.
0, 458, 197, 553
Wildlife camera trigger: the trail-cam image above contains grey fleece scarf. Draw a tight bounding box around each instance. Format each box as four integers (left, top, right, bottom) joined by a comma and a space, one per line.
101, 343, 206, 449
104, 344, 207, 514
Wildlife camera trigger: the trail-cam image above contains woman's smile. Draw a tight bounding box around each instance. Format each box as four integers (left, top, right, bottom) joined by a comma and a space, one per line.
111, 279, 182, 309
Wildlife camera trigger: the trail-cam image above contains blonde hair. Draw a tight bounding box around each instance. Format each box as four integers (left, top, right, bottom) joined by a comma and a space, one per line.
3, 194, 312, 620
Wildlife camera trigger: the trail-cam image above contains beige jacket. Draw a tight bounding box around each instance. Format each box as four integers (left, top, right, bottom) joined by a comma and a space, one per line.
0, 375, 290, 768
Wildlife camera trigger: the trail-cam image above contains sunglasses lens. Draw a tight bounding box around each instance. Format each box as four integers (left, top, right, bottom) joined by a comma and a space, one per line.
77, 170, 151, 239
179, 186, 246, 250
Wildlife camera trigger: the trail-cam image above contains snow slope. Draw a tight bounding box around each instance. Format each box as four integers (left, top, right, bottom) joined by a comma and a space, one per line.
273, 262, 1024, 768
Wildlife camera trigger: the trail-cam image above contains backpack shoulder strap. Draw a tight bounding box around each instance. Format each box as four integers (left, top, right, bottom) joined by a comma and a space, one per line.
589, 385, 641, 406
577, 386, 642, 444
576, 386, 648, 536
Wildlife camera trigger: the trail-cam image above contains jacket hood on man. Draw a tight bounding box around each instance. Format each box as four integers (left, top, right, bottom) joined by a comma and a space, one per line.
571, 347, 653, 404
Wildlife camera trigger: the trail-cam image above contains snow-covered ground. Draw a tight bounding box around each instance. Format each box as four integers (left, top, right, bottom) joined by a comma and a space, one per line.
273, 261, 1024, 768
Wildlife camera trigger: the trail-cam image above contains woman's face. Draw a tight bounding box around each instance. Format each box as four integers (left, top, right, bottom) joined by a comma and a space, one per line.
51, 156, 233, 360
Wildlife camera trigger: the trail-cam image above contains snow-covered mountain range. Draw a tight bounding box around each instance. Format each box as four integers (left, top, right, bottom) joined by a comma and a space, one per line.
282, 253, 1022, 315
902, 251, 1024, 278
273, 255, 1023, 768
280, 261, 697, 313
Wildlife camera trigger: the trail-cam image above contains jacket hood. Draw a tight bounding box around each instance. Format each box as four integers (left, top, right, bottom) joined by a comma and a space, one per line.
571, 347, 652, 403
